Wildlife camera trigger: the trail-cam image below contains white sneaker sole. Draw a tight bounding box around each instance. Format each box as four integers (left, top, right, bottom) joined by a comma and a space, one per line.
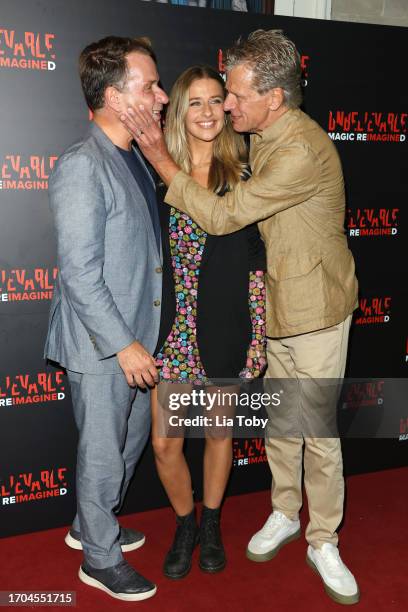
65, 531, 145, 552
78, 567, 157, 601
246, 528, 301, 562
306, 553, 360, 605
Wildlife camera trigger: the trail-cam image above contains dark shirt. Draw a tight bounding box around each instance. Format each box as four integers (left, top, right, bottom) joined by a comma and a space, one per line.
116, 146, 161, 252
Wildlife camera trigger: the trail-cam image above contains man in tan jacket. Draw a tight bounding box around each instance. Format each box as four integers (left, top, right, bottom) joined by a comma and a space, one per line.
121, 30, 359, 605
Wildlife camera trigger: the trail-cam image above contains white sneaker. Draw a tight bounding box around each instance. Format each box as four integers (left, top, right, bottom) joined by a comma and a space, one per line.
246, 511, 301, 562
307, 543, 360, 605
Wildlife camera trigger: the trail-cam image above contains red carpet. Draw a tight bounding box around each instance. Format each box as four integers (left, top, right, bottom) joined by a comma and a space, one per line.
0, 467, 407, 611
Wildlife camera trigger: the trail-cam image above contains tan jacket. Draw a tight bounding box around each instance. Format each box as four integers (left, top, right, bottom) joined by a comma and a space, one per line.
165, 108, 358, 337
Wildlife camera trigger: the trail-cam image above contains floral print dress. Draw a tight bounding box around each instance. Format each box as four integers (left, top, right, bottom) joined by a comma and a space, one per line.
155, 207, 208, 383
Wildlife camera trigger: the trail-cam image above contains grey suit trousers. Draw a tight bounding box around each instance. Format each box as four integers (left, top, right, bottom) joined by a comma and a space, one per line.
67, 370, 150, 568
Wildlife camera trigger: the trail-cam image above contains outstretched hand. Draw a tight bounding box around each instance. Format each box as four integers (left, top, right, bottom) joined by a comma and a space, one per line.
120, 106, 179, 186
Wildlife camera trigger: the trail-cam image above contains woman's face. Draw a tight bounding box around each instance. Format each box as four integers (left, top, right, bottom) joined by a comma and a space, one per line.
185, 78, 225, 145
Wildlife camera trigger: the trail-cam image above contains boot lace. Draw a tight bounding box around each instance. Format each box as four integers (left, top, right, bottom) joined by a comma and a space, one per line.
172, 522, 197, 553
201, 518, 221, 548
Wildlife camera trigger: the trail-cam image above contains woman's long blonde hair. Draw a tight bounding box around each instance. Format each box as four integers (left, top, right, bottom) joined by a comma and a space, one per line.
164, 65, 247, 192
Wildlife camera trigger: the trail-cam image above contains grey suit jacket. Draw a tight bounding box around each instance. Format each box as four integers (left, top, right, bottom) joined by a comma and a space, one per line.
44, 122, 162, 374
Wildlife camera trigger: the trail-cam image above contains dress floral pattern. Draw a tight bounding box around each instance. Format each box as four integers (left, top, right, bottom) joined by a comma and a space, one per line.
155, 207, 208, 383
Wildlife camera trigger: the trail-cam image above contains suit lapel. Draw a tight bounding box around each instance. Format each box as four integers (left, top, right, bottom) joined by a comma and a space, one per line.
90, 123, 162, 263
131, 143, 156, 189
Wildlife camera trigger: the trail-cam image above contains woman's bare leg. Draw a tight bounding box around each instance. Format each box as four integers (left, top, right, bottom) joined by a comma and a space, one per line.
202, 385, 237, 508
203, 437, 233, 508
151, 385, 194, 516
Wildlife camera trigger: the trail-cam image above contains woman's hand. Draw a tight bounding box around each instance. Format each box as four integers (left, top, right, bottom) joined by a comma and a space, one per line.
239, 339, 267, 380
120, 105, 164, 155
120, 105, 179, 185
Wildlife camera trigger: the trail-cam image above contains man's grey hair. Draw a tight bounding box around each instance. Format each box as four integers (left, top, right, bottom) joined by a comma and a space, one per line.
225, 29, 302, 108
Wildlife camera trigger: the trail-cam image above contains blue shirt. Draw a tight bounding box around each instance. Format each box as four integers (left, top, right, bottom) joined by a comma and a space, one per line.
116, 145, 161, 253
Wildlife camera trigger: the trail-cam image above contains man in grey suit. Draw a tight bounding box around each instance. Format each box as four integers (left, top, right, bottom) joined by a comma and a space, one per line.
44, 36, 168, 601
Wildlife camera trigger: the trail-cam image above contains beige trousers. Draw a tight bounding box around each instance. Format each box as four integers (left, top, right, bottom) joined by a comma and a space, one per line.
265, 315, 352, 549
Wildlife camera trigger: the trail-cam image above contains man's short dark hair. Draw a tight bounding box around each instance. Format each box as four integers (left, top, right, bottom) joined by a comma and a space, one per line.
79, 36, 156, 112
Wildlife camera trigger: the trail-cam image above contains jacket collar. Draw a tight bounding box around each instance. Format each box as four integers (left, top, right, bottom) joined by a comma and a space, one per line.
251, 108, 301, 145
88, 120, 120, 153
88, 122, 156, 188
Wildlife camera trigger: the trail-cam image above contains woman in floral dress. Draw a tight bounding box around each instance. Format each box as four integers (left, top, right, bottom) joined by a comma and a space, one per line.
151, 65, 266, 579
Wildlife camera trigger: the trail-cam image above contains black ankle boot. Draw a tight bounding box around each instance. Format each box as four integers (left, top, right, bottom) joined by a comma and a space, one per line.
199, 506, 226, 573
163, 510, 199, 579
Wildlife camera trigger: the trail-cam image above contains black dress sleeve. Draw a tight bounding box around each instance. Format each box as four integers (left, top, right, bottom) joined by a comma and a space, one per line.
246, 223, 266, 271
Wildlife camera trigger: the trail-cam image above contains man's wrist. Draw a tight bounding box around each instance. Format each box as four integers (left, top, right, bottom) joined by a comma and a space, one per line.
117, 338, 137, 355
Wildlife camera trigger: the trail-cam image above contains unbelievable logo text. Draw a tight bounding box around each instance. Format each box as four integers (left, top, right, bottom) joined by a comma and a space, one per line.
328, 111, 406, 142
354, 297, 392, 325
1, 468, 67, 505
0, 29, 56, 70
347, 208, 399, 237
0, 155, 57, 190
233, 438, 267, 467
0, 371, 65, 407
0, 267, 58, 303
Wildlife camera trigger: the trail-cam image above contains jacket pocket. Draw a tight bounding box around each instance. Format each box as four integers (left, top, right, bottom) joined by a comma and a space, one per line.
268, 251, 325, 327
268, 250, 322, 281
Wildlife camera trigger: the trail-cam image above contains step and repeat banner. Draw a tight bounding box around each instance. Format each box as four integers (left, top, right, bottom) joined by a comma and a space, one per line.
0, 0, 407, 537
